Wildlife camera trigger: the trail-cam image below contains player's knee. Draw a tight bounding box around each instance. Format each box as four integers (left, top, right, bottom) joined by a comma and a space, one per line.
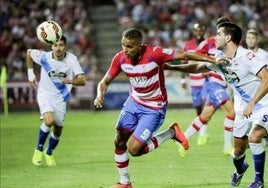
128, 147, 141, 157
44, 118, 55, 126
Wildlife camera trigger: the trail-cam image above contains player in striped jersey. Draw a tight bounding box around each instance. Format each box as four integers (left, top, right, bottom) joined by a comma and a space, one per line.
181, 23, 207, 122
176, 17, 235, 156
94, 28, 221, 188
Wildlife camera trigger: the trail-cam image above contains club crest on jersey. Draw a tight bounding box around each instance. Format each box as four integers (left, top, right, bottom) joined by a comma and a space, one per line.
162, 49, 173, 55
247, 52, 255, 60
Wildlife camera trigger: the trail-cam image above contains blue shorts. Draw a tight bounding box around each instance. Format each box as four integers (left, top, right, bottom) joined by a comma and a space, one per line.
191, 86, 206, 107
203, 82, 230, 109
116, 97, 166, 143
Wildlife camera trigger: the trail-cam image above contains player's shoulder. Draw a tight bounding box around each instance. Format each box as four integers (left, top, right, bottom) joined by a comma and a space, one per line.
237, 46, 261, 62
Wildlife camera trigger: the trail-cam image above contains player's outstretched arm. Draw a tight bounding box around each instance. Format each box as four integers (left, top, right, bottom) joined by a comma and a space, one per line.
94, 75, 113, 109
164, 63, 209, 73
175, 51, 216, 63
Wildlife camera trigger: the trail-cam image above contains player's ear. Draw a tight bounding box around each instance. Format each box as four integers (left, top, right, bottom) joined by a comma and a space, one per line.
226, 34, 232, 43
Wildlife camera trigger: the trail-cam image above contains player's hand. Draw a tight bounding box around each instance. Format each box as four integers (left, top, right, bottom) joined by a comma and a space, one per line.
27, 68, 37, 89
29, 79, 38, 89
215, 57, 230, 66
61, 77, 72, 84
243, 102, 254, 118
94, 96, 104, 108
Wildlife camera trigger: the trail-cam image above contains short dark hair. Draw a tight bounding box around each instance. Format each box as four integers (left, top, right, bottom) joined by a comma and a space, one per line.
216, 16, 230, 27
218, 22, 242, 44
59, 35, 67, 44
122, 28, 143, 43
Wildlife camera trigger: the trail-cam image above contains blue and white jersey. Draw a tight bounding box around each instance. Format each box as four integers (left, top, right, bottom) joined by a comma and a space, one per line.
206, 46, 268, 115
30, 49, 84, 101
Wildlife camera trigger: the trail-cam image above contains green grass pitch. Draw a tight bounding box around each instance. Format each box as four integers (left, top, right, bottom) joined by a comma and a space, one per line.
1, 109, 267, 188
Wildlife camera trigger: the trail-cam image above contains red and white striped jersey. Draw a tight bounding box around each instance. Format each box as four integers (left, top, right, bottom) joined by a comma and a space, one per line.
107, 44, 176, 109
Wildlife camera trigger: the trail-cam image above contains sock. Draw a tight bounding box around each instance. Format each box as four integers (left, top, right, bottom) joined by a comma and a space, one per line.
46, 132, 59, 155
233, 153, 246, 175
249, 142, 265, 182
36, 123, 50, 151
223, 116, 234, 150
115, 149, 130, 185
143, 128, 173, 154
199, 124, 208, 137
185, 116, 207, 139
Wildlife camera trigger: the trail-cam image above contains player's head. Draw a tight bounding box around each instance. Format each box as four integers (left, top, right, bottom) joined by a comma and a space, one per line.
52, 35, 67, 60
215, 22, 242, 50
192, 23, 205, 42
246, 29, 259, 50
216, 16, 230, 27
121, 28, 144, 60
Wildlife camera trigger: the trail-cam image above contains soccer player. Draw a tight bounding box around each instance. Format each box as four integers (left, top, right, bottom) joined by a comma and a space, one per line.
246, 28, 268, 147
165, 22, 268, 188
177, 17, 235, 156
26, 35, 86, 166
93, 28, 221, 188
181, 23, 207, 120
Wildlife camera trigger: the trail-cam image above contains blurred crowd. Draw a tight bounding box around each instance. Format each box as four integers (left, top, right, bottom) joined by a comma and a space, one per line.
1, 0, 268, 83
0, 0, 98, 82
114, 0, 268, 50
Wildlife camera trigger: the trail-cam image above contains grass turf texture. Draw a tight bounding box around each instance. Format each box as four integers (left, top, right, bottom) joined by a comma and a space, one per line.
1, 109, 267, 188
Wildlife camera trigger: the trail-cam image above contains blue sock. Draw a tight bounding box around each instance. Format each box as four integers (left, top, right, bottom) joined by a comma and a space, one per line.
46, 133, 59, 155
253, 151, 265, 182
37, 129, 49, 151
233, 154, 246, 174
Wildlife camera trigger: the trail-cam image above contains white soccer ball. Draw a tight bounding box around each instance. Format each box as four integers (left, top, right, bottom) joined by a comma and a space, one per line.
36, 20, 63, 45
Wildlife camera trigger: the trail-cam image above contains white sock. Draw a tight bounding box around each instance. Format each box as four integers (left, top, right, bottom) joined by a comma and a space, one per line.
115, 150, 130, 184
40, 122, 50, 132
223, 116, 234, 150
153, 128, 173, 146
185, 116, 205, 139
199, 124, 208, 137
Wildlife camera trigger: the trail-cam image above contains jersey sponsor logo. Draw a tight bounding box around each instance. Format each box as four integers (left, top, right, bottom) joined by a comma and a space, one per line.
162, 48, 173, 55
48, 71, 67, 79
218, 65, 240, 84
247, 52, 255, 60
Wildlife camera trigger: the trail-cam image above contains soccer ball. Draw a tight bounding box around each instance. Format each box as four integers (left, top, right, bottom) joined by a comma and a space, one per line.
36, 21, 62, 45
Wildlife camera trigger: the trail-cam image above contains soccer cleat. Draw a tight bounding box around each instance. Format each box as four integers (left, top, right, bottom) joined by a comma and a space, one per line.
223, 146, 233, 156
197, 133, 209, 146
44, 151, 56, 166
230, 162, 249, 186
178, 144, 186, 157
110, 183, 132, 188
32, 149, 43, 166
246, 180, 264, 188
169, 123, 189, 150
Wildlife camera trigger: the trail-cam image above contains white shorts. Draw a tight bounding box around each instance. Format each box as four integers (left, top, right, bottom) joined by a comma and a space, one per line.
37, 91, 66, 126
234, 106, 268, 138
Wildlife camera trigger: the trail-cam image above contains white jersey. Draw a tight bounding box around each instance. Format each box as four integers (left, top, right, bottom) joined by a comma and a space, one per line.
253, 48, 268, 64
206, 46, 268, 115
30, 49, 84, 101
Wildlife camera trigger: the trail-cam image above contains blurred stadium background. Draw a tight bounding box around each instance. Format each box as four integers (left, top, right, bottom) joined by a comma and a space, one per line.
1, 0, 268, 112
